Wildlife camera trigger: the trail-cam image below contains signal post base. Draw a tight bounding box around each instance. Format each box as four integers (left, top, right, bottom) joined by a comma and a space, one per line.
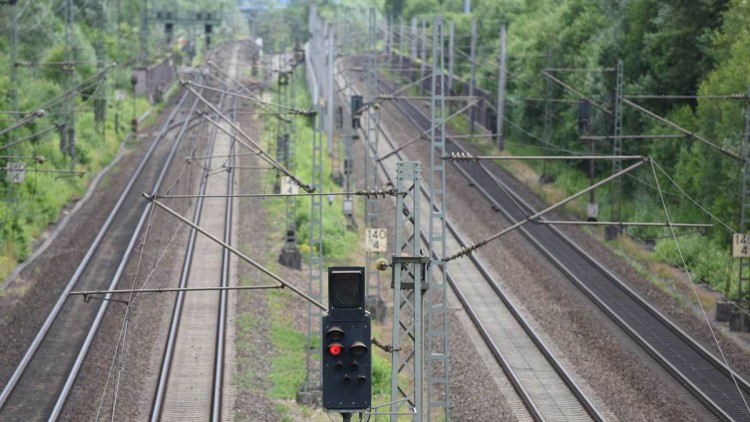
729, 311, 750, 332
366, 295, 387, 323
296, 388, 322, 407
279, 247, 302, 270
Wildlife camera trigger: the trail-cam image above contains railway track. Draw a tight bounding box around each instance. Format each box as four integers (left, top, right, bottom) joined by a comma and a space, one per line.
378, 71, 750, 421
0, 88, 199, 420
151, 45, 242, 421
338, 59, 608, 421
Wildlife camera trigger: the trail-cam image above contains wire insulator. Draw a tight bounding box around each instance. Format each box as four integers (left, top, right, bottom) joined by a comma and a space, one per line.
443, 152, 477, 162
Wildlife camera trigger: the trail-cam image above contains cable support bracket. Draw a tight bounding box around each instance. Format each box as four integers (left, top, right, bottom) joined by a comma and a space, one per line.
372, 337, 400, 353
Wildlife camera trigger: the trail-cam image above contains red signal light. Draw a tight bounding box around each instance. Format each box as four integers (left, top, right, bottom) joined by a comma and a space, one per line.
328, 343, 343, 356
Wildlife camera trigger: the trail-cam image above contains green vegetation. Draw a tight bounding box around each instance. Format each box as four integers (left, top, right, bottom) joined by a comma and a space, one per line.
379, 0, 750, 296
0, 0, 247, 282
267, 289, 307, 399
233, 59, 389, 419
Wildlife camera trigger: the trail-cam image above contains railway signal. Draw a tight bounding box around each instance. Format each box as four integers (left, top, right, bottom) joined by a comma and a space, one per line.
351, 95, 363, 129
322, 267, 371, 414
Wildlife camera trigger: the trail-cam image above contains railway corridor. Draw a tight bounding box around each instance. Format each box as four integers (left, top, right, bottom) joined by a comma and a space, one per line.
336, 58, 614, 421
157, 44, 241, 421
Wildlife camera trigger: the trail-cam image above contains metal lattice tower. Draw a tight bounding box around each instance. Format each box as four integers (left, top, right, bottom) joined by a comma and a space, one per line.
427, 17, 450, 420
302, 106, 324, 394
365, 7, 383, 307
611, 59, 624, 224
390, 161, 426, 421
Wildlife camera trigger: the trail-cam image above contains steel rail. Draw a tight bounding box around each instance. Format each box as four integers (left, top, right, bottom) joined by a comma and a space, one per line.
384, 77, 750, 421
49, 89, 204, 420
0, 89, 191, 418
212, 93, 238, 422
372, 119, 548, 422
150, 87, 226, 421
355, 72, 605, 421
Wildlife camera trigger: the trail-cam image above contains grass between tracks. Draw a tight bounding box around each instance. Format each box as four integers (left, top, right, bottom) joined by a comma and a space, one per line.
234, 66, 390, 421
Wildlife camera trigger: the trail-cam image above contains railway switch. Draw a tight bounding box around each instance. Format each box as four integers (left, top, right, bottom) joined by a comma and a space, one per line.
322, 267, 371, 412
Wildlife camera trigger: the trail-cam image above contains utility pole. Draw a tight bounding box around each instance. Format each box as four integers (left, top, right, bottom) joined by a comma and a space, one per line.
6, 0, 19, 201
95, 41, 106, 132
365, 7, 384, 319
427, 16, 450, 420
140, 0, 148, 66
737, 86, 750, 325
65, 0, 76, 163
299, 105, 324, 405
274, 41, 286, 195
399, 17, 404, 72
448, 18, 454, 99
420, 18, 427, 95
342, 17, 356, 229
387, 16, 393, 56
383, 15, 389, 56
469, 17, 477, 133
496, 23, 507, 151
608, 59, 624, 239
541, 49, 554, 183
411, 16, 417, 65
114, 0, 122, 135
327, 23, 335, 155
279, 46, 302, 270
579, 100, 595, 220
411, 16, 417, 82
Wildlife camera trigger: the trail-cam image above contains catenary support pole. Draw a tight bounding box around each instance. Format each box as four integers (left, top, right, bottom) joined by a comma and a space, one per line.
496, 23, 507, 151
427, 16, 450, 421
469, 17, 476, 133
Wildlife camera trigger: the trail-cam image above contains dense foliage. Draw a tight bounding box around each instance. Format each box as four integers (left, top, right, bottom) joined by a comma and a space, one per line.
0, 0, 245, 278
381, 0, 749, 295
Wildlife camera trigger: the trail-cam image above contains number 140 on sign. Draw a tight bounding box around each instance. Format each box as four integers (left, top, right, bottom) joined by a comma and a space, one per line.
365, 228, 387, 252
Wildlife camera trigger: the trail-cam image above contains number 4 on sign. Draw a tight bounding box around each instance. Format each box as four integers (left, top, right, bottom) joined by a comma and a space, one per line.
365, 228, 387, 253
282, 176, 299, 195
732, 234, 750, 258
